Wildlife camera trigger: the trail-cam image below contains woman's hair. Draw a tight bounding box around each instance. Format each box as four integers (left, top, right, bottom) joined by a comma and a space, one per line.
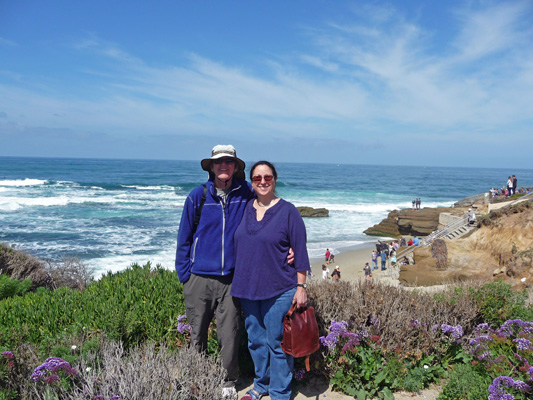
249, 160, 278, 181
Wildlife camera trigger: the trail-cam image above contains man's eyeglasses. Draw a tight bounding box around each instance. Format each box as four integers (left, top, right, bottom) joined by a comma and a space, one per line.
252, 175, 274, 183
213, 158, 236, 165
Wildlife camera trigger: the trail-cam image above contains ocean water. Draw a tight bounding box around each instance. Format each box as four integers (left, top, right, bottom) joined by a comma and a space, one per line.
1, 156, 532, 277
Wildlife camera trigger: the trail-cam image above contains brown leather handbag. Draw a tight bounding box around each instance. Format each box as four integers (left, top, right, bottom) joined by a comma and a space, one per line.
281, 303, 320, 371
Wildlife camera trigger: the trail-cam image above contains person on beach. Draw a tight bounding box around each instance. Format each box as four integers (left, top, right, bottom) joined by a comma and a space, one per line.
400, 237, 406, 247
175, 144, 250, 399
332, 266, 341, 281
371, 250, 378, 270
412, 199, 415, 210
325, 248, 331, 264
231, 161, 309, 400
512, 175, 517, 196
413, 236, 419, 246
364, 262, 371, 280
380, 249, 387, 271
322, 264, 329, 280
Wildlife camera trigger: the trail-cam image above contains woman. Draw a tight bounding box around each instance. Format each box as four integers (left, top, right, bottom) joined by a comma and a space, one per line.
390, 249, 397, 268
371, 250, 378, 270
321, 264, 329, 280
231, 161, 310, 400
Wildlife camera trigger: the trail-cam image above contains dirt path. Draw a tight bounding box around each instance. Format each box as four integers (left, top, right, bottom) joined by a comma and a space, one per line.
237, 376, 441, 399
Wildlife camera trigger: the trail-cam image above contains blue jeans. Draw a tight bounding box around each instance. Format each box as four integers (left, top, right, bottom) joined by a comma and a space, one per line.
372, 260, 377, 270
240, 288, 296, 400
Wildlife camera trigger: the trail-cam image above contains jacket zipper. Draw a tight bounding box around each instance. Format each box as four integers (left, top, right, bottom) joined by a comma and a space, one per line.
192, 237, 198, 262
219, 183, 241, 276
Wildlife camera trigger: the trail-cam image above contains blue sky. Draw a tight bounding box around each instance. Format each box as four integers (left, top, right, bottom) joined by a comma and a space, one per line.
1, 0, 532, 168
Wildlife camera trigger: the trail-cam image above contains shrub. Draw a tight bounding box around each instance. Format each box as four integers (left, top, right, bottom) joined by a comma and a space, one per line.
0, 263, 186, 352
0, 275, 31, 300
470, 281, 530, 326
438, 363, 491, 400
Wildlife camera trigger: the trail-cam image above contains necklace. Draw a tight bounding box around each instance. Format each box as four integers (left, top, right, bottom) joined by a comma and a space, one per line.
256, 197, 278, 207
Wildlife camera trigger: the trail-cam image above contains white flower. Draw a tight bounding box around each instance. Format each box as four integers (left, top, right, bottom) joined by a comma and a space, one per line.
521, 277, 527, 283
423, 365, 429, 370
71, 345, 77, 350
86, 367, 91, 372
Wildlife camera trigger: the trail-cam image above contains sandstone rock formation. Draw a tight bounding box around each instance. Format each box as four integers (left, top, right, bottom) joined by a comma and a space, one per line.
297, 206, 329, 218
364, 207, 464, 238
399, 200, 533, 289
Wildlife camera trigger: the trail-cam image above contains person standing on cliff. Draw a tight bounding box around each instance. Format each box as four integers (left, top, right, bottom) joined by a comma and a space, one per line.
512, 175, 517, 196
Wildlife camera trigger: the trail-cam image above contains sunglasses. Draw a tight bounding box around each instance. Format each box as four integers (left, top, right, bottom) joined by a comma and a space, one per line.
252, 175, 274, 183
213, 157, 236, 165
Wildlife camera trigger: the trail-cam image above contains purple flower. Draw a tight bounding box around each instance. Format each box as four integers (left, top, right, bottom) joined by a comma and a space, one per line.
469, 334, 493, 347
1, 351, 14, 359
110, 396, 121, 400
475, 323, 494, 335
441, 324, 464, 340
341, 332, 360, 353
92, 396, 105, 400
177, 314, 192, 334
320, 320, 348, 350
411, 320, 421, 329
30, 357, 76, 382
498, 320, 533, 338
44, 375, 60, 385
478, 351, 493, 361
294, 369, 305, 381
489, 376, 531, 400
513, 338, 533, 351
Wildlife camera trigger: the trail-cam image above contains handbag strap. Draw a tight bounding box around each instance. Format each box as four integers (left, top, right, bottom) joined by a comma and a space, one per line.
286, 302, 306, 318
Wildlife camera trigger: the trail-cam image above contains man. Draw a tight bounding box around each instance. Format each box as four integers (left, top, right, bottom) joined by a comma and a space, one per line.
512, 175, 517, 196
380, 249, 387, 271
413, 236, 420, 246
175, 144, 251, 400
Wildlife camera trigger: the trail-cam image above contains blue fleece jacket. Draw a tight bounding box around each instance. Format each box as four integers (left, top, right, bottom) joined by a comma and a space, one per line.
175, 178, 252, 283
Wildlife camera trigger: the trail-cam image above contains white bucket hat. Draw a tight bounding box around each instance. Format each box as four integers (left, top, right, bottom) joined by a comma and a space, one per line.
201, 144, 246, 181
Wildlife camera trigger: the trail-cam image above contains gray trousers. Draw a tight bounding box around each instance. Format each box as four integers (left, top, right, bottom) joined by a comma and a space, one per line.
183, 273, 240, 384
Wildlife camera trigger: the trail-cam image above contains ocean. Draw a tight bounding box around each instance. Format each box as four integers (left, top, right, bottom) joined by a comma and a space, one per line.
1, 156, 532, 277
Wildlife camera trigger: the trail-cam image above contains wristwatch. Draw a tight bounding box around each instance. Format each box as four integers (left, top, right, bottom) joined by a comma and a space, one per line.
297, 283, 307, 289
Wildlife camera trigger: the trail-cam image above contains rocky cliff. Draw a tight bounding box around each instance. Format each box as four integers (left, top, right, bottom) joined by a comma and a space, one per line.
399, 200, 533, 289
363, 207, 465, 238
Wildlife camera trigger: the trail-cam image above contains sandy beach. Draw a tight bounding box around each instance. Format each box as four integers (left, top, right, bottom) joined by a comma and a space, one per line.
310, 244, 401, 286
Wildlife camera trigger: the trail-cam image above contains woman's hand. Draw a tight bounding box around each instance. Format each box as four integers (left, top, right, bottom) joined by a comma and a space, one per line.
293, 286, 307, 308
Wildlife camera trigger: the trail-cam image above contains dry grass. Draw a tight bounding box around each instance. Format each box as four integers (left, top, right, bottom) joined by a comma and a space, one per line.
431, 239, 448, 271
0, 242, 92, 291
69, 340, 226, 400
308, 279, 480, 356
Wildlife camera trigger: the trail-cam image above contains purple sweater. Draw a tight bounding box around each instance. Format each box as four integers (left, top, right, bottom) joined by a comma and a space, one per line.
231, 198, 310, 300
